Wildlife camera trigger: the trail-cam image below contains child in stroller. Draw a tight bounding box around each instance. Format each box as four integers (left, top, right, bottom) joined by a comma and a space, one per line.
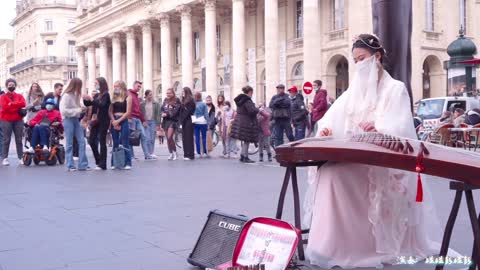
23, 98, 65, 166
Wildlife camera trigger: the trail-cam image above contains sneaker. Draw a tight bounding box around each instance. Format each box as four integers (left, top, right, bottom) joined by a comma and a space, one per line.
184, 157, 192, 161
168, 153, 173, 160
111, 166, 116, 170
26, 147, 34, 153
18, 159, 23, 165
2, 159, 9, 166
94, 166, 102, 171
78, 167, 91, 171
172, 152, 177, 161
204, 153, 211, 159
145, 156, 156, 161
123, 166, 132, 170
42, 146, 48, 152
150, 154, 158, 159
68, 167, 77, 172
73, 157, 79, 161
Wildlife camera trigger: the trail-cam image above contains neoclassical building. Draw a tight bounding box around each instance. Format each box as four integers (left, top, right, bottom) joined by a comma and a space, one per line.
71, 0, 480, 104
10, 0, 79, 95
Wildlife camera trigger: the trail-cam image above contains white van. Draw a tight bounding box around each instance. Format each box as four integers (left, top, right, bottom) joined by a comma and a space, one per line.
416, 96, 479, 128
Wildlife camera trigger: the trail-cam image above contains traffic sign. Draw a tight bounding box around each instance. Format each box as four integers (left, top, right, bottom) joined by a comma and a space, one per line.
303, 81, 313, 95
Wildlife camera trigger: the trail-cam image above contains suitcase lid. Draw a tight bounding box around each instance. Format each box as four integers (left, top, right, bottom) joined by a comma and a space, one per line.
231, 217, 300, 270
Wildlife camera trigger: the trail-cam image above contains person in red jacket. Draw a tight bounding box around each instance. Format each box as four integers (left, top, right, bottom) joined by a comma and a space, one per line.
26, 98, 63, 153
0, 78, 26, 166
311, 80, 328, 133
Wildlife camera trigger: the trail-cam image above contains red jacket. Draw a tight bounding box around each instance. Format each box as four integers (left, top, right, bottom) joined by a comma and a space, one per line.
128, 90, 145, 122
311, 89, 328, 125
0, 92, 26, 122
29, 109, 63, 130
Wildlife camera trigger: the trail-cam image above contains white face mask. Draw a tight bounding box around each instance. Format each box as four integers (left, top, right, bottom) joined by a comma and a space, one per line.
355, 55, 376, 77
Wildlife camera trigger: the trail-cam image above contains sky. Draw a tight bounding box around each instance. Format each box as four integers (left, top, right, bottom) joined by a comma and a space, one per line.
0, 0, 16, 40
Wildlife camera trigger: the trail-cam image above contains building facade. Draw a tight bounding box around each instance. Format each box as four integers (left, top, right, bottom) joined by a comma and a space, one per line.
71, 0, 480, 104
10, 0, 79, 96
0, 39, 14, 89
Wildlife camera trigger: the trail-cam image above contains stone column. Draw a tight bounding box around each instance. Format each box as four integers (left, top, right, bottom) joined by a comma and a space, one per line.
158, 13, 172, 100
265, 0, 279, 101
98, 38, 108, 78
204, 0, 217, 100
232, 0, 246, 97
140, 20, 153, 94
177, 5, 193, 89
125, 26, 137, 88
303, 0, 322, 83
109, 32, 122, 85
76, 46, 87, 93
87, 42, 96, 93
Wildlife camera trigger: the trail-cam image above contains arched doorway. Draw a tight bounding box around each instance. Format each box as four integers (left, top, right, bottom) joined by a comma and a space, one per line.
326, 55, 349, 99
291, 61, 304, 91
422, 55, 443, 97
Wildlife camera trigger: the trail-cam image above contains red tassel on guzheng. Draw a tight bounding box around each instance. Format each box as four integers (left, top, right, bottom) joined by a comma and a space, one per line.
415, 169, 423, 202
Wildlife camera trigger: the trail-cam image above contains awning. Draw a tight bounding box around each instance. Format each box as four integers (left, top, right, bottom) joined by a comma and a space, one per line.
460, 58, 480, 65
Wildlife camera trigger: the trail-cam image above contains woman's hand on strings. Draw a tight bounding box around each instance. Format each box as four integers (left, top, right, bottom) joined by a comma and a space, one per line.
359, 122, 377, 132
320, 128, 332, 137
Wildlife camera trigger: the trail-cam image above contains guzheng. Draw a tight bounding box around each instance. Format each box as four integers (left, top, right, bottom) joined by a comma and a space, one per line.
274, 132, 480, 185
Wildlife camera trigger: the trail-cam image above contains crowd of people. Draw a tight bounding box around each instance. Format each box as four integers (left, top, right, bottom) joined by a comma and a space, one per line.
0, 76, 331, 170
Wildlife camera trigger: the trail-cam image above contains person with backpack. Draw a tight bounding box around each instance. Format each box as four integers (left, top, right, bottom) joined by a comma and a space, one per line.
0, 78, 26, 166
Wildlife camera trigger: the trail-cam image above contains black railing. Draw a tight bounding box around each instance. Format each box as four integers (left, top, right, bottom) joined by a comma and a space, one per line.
10, 57, 77, 74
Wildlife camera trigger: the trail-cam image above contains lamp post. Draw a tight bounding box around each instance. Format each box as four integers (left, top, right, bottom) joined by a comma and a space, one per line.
444, 27, 478, 97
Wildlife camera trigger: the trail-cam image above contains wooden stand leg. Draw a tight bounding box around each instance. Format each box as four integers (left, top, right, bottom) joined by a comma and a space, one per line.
276, 168, 292, 219
436, 190, 463, 270
465, 190, 480, 270
291, 167, 305, 261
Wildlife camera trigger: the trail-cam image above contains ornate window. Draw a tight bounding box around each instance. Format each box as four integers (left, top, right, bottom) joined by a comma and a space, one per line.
45, 19, 53, 31
295, 0, 303, 38
292, 62, 304, 80
332, 0, 345, 30
425, 0, 434, 31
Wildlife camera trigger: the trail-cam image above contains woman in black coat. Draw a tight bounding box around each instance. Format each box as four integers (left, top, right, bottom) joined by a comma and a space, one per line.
230, 85, 259, 163
180, 87, 196, 160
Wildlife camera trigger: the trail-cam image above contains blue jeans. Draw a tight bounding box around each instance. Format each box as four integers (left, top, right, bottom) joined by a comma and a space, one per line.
294, 125, 306, 141
111, 116, 132, 167
226, 136, 237, 155
129, 118, 149, 159
31, 125, 49, 147
194, 124, 208, 154
145, 120, 157, 156
64, 117, 89, 170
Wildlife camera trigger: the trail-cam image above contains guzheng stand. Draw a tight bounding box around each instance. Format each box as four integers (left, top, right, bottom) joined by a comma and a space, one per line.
275, 160, 326, 261
275, 162, 480, 269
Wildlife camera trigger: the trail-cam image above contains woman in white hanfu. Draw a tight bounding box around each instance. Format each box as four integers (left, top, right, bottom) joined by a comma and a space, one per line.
304, 34, 450, 269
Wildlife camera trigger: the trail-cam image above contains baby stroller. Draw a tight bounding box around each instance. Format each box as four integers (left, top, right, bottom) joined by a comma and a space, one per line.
23, 122, 65, 166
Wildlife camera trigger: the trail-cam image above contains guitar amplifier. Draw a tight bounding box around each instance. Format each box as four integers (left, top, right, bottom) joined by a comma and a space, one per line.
188, 210, 249, 269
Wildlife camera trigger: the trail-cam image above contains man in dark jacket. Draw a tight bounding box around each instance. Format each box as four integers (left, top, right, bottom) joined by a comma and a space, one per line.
288, 86, 308, 141
269, 84, 294, 147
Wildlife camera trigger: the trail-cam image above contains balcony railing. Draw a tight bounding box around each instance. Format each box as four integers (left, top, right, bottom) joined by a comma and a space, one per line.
287, 38, 304, 50
10, 57, 77, 74
424, 30, 441, 41
328, 29, 347, 41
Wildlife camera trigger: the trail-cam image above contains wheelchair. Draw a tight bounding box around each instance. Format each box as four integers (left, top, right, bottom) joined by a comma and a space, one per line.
22, 123, 65, 166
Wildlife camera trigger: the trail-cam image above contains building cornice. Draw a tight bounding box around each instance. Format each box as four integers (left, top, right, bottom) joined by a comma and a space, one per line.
71, 0, 145, 38
11, 4, 77, 26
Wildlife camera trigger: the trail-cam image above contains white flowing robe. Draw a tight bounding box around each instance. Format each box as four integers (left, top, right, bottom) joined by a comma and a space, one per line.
303, 70, 445, 269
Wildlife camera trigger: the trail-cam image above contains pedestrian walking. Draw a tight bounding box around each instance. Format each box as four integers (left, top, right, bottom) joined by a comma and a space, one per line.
180, 87, 195, 160
269, 84, 294, 148
206, 95, 216, 153
193, 92, 210, 158
83, 77, 111, 170
257, 104, 272, 162
25, 82, 45, 123
60, 78, 89, 171
161, 88, 181, 160
220, 101, 237, 158
289, 86, 308, 141
109, 80, 132, 170
141, 90, 162, 159
0, 78, 26, 166
230, 86, 259, 163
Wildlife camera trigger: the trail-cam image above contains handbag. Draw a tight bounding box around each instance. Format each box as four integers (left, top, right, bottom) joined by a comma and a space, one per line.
191, 115, 206, 124
112, 145, 127, 168
129, 129, 141, 146
18, 108, 27, 117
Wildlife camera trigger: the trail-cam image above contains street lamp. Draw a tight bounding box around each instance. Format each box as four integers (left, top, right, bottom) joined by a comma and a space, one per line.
444, 26, 478, 97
